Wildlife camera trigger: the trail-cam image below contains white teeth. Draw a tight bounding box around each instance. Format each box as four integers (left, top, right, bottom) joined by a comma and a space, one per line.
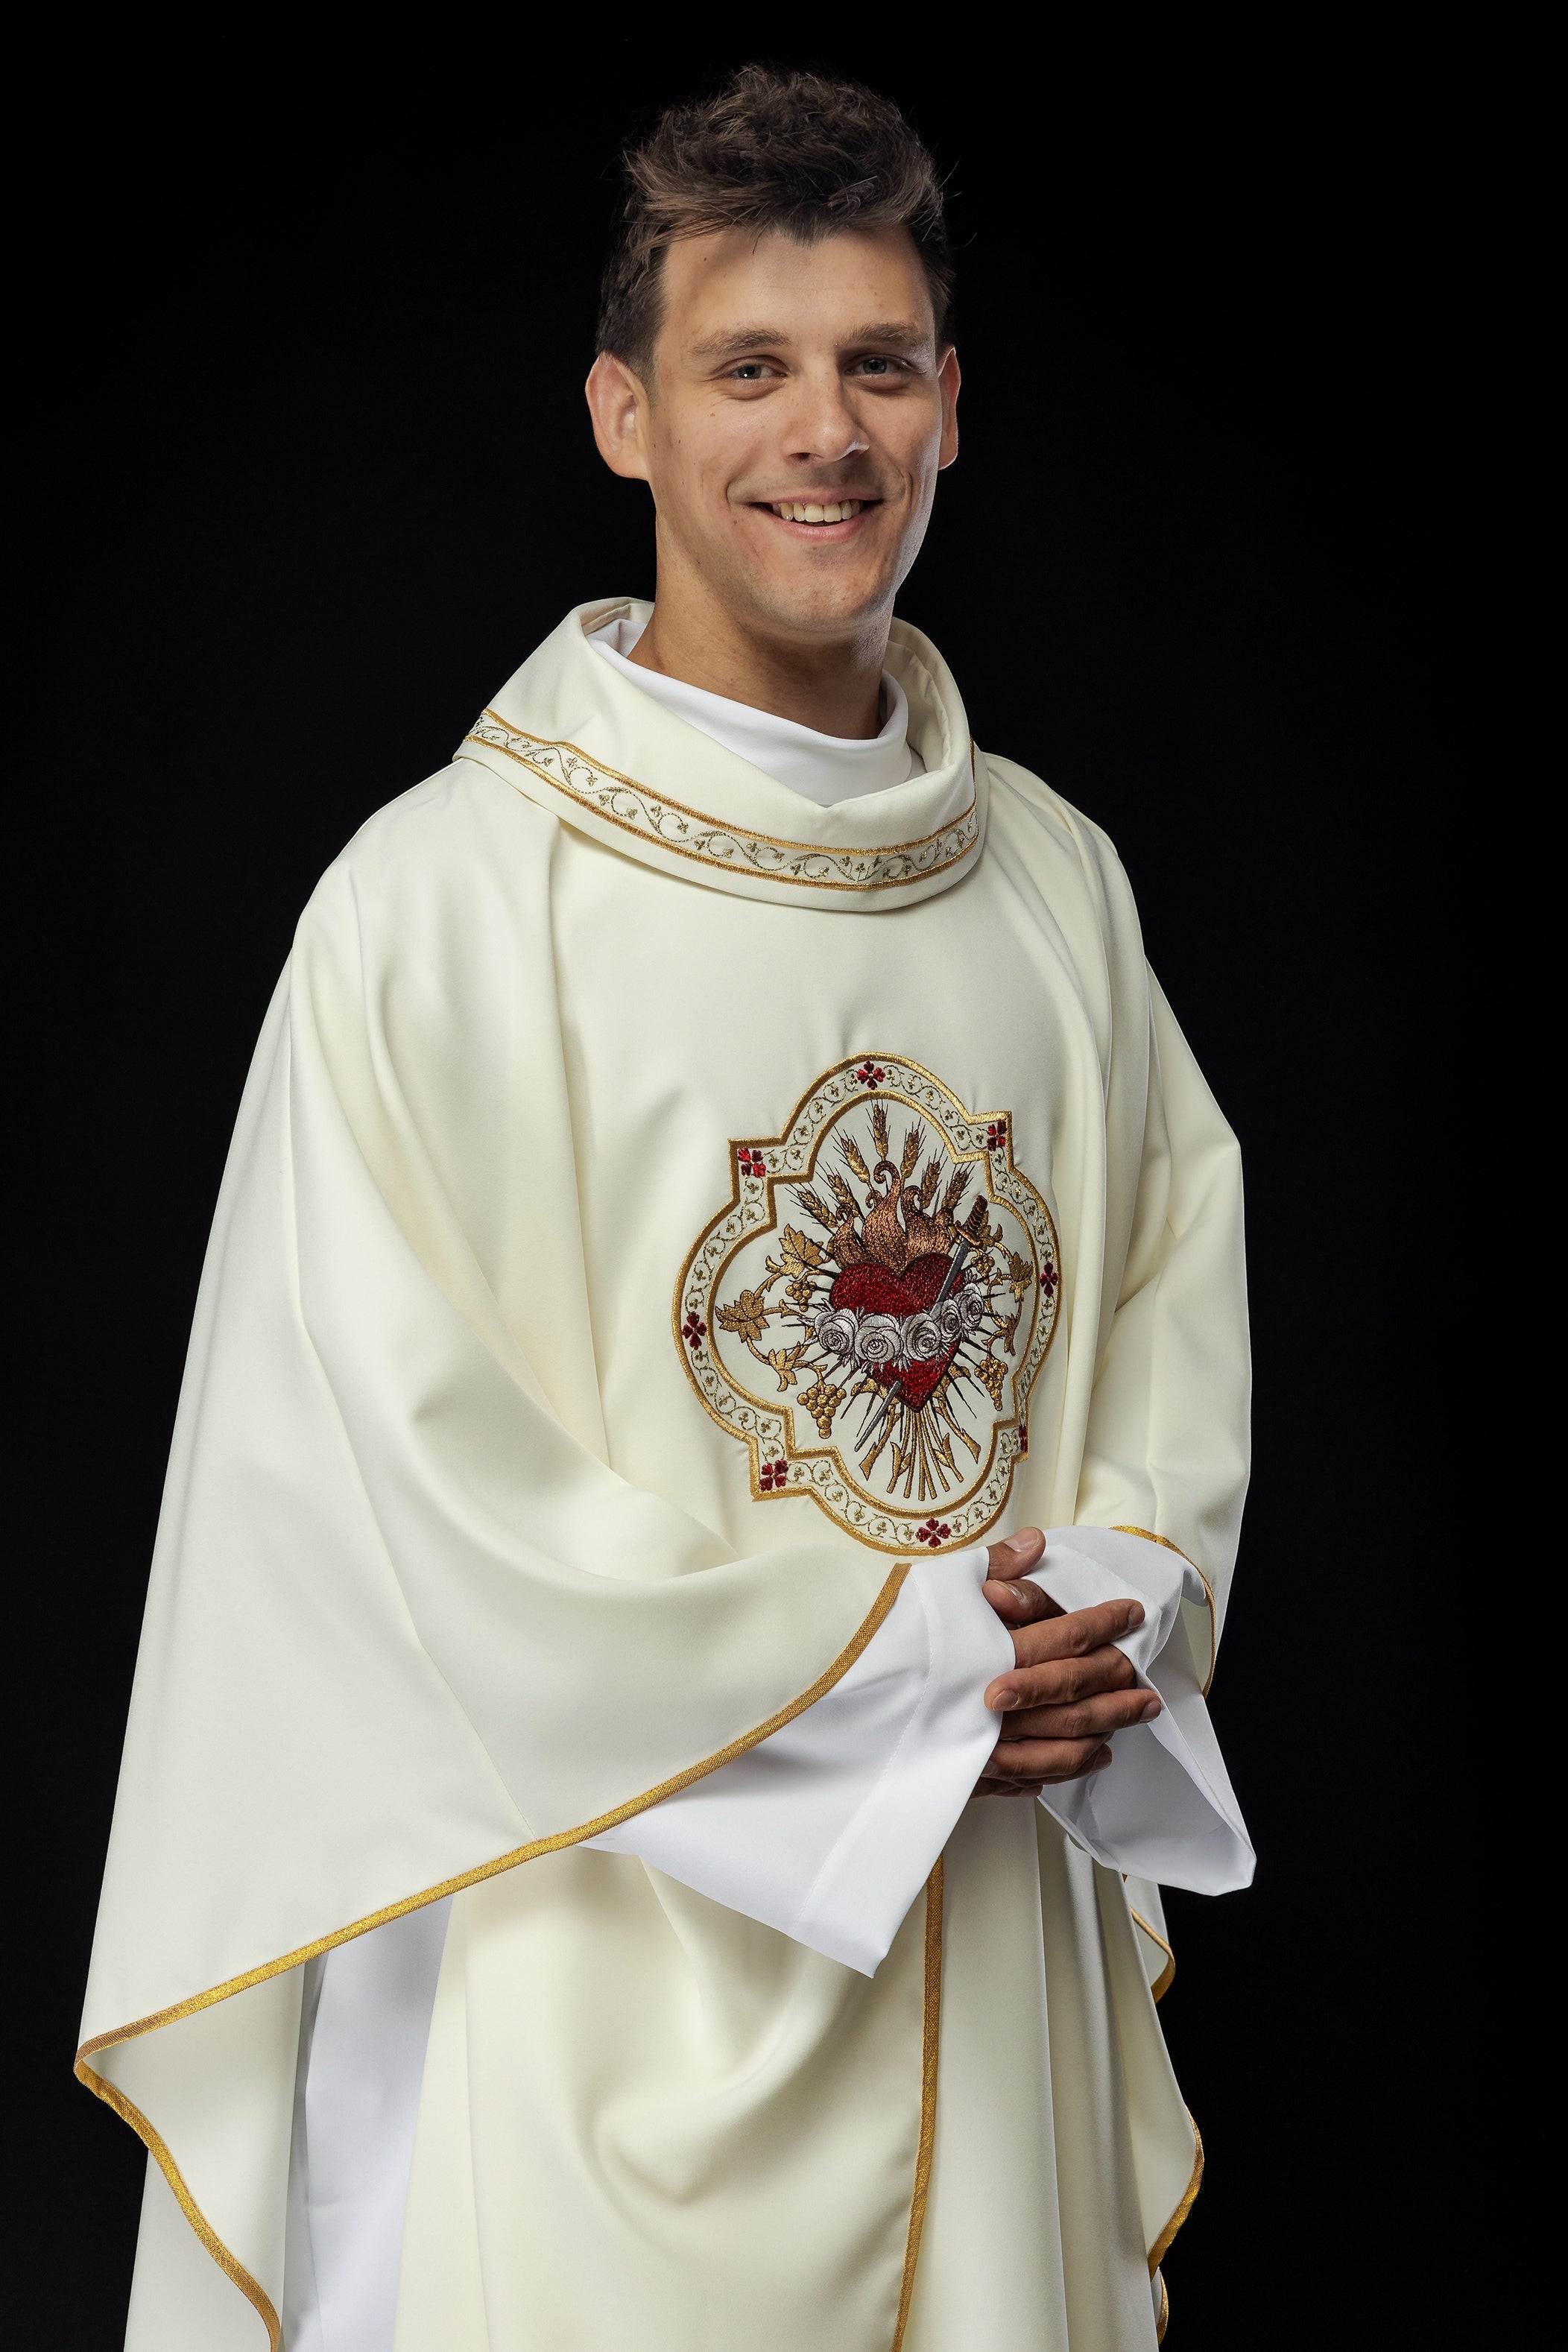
771, 499, 862, 522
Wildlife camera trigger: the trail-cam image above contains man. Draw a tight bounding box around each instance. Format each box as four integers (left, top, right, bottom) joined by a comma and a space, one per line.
82, 65, 1252, 2352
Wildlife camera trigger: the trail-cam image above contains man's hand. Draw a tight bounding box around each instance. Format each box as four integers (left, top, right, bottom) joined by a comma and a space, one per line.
973, 1527, 1161, 1798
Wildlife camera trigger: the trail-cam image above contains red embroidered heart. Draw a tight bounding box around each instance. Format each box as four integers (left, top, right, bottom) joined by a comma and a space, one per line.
829, 1254, 959, 1409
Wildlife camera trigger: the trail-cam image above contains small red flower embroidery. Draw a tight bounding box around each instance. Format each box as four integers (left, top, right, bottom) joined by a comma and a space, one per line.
759, 1458, 789, 1491
1040, 1263, 1059, 1295
855, 1061, 886, 1090
737, 1147, 768, 1179
681, 1312, 707, 1350
917, 1517, 952, 1546
1018, 1423, 1030, 1457
985, 1120, 1008, 1150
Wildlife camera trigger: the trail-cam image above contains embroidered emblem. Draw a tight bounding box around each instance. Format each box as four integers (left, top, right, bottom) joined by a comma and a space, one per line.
674, 1055, 1060, 1551
462, 715, 979, 894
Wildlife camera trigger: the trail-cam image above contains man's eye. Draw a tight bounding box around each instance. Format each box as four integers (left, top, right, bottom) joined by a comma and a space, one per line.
856, 356, 900, 377
730, 363, 771, 381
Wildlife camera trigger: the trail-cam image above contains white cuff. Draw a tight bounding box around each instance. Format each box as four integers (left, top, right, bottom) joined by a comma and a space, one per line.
1025, 1527, 1254, 1894
582, 1546, 1011, 1974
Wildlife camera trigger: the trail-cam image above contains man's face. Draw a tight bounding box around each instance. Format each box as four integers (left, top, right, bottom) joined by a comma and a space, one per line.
592, 225, 958, 648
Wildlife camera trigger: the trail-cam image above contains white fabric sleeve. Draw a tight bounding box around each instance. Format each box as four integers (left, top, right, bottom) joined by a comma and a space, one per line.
1025, 1526, 1254, 1892
282, 1896, 451, 2352
583, 1544, 1012, 1976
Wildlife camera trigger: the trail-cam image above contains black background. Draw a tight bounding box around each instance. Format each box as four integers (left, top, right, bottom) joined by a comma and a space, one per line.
15, 23, 1534, 2348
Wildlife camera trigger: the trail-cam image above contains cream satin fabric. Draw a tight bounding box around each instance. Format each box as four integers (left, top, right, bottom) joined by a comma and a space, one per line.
91, 601, 1248, 2350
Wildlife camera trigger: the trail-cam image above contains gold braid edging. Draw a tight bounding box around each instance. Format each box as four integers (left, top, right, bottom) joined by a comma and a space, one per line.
1128, 1906, 1176, 2002
891, 1858, 944, 2351
77, 2066, 283, 2347
1110, 1529, 1212, 2324
1148, 2111, 1205, 2276
78, 1561, 912, 2336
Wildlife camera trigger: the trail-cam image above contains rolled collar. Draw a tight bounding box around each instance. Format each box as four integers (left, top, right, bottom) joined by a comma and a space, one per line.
457, 599, 987, 913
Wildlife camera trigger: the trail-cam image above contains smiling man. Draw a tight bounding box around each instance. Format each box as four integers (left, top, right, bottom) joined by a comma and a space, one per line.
82, 66, 1254, 2352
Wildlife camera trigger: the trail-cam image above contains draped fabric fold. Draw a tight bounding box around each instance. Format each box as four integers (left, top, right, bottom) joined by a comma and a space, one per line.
83, 604, 1251, 2349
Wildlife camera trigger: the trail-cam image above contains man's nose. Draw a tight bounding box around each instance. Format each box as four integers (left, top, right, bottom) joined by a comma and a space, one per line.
780, 367, 870, 464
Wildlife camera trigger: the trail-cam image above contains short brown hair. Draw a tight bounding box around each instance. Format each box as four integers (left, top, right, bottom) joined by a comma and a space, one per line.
598, 65, 953, 376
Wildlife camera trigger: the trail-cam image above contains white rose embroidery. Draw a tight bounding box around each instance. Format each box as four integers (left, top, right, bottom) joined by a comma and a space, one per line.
904, 1312, 947, 1362
812, 1306, 862, 1363
854, 1315, 903, 1370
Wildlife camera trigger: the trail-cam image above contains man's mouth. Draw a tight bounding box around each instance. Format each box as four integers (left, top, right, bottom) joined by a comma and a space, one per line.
764, 499, 870, 525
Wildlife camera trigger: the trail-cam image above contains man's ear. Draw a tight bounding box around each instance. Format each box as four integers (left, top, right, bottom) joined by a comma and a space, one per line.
586, 353, 652, 482
937, 346, 961, 471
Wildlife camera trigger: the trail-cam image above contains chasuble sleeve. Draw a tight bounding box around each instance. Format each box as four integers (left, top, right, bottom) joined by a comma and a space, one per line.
1073, 967, 1251, 1680
78, 785, 914, 2275
1044, 961, 1254, 1890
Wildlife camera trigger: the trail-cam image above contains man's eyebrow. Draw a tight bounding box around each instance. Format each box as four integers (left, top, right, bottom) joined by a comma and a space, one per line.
843, 320, 930, 351
687, 319, 932, 361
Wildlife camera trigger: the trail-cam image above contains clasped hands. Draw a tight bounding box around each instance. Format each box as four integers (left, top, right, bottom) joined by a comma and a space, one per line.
975, 1527, 1162, 1798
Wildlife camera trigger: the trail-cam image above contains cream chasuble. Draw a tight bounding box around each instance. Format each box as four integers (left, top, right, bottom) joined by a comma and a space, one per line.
84, 600, 1251, 2351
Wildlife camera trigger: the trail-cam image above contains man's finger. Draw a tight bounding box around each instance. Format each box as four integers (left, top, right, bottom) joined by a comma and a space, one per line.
1002, 1688, 1161, 1741
982, 1575, 1061, 1627
993, 1596, 1144, 1687
985, 1638, 1139, 1715
1014, 1597, 1144, 1665
981, 1738, 1113, 1785
984, 1527, 1045, 1581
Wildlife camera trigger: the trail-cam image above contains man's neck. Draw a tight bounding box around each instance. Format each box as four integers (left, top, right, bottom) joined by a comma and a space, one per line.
628, 567, 889, 741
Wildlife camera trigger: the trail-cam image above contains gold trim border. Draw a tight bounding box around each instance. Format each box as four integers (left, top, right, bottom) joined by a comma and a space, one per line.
1110, 1526, 1218, 1695
674, 1052, 1063, 1554
1148, 2111, 1204, 2276
78, 1561, 912, 2340
80, 2068, 284, 2345
892, 1858, 944, 2352
461, 715, 981, 894
1155, 2266, 1170, 2342
1129, 1905, 1176, 2003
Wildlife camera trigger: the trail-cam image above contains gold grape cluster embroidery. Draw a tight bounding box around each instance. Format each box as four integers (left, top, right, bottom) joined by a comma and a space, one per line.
675, 1055, 1060, 1551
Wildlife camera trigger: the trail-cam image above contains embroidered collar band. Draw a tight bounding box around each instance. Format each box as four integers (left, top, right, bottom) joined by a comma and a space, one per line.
457, 599, 987, 913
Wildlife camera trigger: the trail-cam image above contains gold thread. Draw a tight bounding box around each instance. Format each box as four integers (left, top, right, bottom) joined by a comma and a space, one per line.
1148, 2111, 1204, 2276
1110, 1526, 1218, 1696
1129, 1906, 1176, 2003
461, 716, 980, 894
76, 1562, 911, 2327
674, 1053, 1062, 1553
75, 2064, 282, 2348
1155, 2268, 1169, 2342
891, 1857, 944, 2351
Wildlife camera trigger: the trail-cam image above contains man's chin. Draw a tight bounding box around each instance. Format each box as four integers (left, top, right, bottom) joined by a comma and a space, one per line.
721, 563, 900, 647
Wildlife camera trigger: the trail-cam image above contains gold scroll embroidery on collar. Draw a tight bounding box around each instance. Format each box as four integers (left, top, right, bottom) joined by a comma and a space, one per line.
464, 715, 979, 893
